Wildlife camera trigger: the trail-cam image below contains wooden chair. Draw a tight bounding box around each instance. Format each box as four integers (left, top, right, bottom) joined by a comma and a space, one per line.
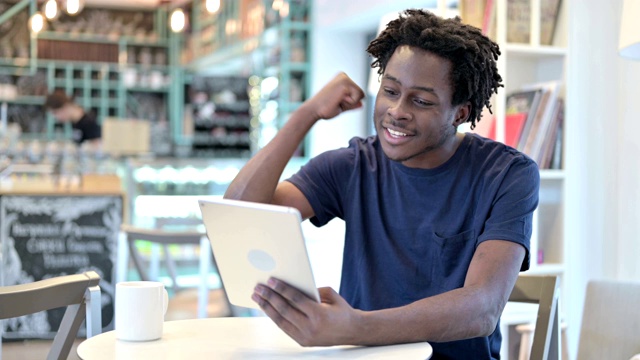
508, 275, 561, 360
0, 271, 102, 360
576, 279, 640, 360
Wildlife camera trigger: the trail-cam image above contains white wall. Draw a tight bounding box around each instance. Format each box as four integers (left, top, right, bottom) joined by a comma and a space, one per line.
307, 26, 368, 157
616, 25, 640, 282
564, 0, 615, 353
564, 0, 640, 356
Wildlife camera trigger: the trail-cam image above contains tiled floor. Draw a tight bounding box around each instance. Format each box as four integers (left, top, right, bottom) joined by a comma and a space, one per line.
1, 288, 230, 359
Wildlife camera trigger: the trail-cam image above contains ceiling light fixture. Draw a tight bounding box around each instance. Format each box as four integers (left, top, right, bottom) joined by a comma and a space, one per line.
279, 1, 289, 18
206, 0, 221, 14
170, 8, 186, 33
43, 0, 59, 20
29, 12, 46, 34
65, 0, 85, 16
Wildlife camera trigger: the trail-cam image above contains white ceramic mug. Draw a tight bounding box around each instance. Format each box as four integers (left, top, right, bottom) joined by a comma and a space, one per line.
115, 281, 169, 341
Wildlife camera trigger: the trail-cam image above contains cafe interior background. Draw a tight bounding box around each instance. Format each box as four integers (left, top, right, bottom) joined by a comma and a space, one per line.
0, 0, 639, 359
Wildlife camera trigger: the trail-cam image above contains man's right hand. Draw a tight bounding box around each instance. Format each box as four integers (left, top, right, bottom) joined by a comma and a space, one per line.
301, 72, 366, 121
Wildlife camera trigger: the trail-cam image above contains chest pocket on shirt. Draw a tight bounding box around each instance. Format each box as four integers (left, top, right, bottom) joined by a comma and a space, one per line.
417, 229, 476, 293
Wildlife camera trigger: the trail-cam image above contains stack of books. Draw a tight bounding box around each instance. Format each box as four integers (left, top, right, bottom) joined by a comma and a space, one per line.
459, 0, 563, 46
483, 81, 564, 169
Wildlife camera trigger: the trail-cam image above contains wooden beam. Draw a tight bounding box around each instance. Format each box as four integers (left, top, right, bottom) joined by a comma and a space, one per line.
0, 0, 32, 28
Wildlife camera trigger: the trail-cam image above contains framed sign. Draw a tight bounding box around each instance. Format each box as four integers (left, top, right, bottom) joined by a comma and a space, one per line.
0, 195, 122, 339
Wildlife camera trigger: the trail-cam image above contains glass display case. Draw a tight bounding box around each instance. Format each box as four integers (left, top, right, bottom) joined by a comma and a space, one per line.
124, 156, 307, 225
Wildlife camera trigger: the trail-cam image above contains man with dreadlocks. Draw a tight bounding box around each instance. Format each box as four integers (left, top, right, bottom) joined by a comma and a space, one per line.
225, 8, 539, 359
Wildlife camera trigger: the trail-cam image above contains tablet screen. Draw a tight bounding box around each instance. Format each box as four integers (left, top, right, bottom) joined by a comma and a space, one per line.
199, 198, 320, 309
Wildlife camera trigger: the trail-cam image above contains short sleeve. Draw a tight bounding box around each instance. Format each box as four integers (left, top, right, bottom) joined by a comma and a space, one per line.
286, 146, 356, 227
478, 156, 540, 271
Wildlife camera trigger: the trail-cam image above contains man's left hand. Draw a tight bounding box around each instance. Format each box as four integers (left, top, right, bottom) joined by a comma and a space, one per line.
252, 277, 361, 346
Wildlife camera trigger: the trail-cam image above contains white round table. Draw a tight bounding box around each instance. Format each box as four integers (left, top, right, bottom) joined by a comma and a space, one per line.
77, 317, 432, 359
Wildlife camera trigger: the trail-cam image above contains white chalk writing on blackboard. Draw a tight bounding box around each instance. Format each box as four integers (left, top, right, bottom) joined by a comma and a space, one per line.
12, 223, 61, 237
43, 253, 90, 268
26, 238, 66, 253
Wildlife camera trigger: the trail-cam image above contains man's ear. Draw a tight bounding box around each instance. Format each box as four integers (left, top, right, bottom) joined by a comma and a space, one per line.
453, 102, 471, 127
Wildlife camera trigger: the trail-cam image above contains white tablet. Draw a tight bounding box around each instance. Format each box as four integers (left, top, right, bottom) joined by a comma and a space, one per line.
198, 198, 320, 309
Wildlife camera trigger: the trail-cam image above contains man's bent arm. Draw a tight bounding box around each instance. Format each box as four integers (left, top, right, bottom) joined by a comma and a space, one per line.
224, 73, 365, 215
223, 105, 317, 205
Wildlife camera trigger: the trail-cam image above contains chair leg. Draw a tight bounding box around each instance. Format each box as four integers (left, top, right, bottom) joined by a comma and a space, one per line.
197, 237, 211, 318
515, 322, 569, 360
548, 310, 561, 360
516, 323, 535, 360
163, 244, 182, 293
561, 324, 569, 360
128, 237, 150, 281
48, 302, 86, 360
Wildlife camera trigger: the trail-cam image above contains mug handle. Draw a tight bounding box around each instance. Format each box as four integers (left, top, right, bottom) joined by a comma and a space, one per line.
162, 288, 169, 317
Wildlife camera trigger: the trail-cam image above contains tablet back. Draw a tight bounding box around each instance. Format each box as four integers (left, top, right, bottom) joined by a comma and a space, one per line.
198, 198, 320, 309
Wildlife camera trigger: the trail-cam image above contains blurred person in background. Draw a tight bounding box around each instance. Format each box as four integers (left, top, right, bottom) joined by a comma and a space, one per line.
44, 90, 101, 148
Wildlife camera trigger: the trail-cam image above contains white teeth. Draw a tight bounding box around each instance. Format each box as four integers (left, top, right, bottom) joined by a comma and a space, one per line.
388, 128, 408, 137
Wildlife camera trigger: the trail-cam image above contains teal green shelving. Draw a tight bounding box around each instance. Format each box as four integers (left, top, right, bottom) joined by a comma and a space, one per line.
4, 96, 45, 105
0, 4, 184, 153
1, 0, 312, 157
186, 0, 313, 157
37, 31, 170, 47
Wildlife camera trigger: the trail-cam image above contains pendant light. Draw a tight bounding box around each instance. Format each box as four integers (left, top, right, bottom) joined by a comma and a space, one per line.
170, 8, 186, 33
206, 0, 221, 14
65, 0, 85, 16
43, 0, 59, 20
29, 12, 46, 34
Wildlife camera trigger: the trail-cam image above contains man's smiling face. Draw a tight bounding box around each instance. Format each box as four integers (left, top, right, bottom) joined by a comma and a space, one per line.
374, 45, 469, 169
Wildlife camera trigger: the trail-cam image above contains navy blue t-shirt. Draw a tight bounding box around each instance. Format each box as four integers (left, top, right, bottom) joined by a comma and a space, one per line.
287, 133, 539, 359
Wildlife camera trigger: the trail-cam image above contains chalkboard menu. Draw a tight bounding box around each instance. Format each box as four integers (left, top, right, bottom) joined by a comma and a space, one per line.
0, 195, 122, 339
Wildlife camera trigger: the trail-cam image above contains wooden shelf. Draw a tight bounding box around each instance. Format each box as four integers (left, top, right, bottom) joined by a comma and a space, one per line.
505, 44, 567, 57
539, 169, 565, 180
52, 79, 121, 88
4, 96, 45, 105
37, 32, 169, 47
527, 263, 565, 276
125, 86, 170, 93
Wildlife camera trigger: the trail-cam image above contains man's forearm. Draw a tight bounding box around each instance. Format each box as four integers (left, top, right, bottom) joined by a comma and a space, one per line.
224, 105, 318, 203
353, 285, 499, 345
351, 241, 523, 345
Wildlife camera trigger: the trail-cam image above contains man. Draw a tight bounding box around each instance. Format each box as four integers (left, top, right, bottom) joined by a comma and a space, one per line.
44, 91, 101, 147
225, 9, 539, 359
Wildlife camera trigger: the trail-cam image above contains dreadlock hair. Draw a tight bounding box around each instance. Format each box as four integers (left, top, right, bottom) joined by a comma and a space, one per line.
366, 9, 503, 129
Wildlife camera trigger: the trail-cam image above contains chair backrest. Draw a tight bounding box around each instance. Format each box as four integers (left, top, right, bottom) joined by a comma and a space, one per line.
121, 223, 205, 290
121, 222, 239, 317
508, 275, 561, 360
0, 271, 102, 360
576, 279, 640, 360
